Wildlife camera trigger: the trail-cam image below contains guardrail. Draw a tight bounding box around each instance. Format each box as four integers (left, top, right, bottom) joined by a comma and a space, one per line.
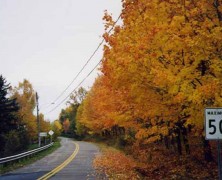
0, 142, 54, 164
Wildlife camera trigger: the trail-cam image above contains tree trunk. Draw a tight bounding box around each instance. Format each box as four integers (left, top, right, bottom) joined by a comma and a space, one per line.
202, 136, 213, 162
176, 128, 182, 155
164, 136, 169, 149
182, 126, 190, 154
213, 0, 222, 21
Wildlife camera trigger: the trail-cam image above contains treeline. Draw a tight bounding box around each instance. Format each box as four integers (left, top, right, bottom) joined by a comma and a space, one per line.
0, 75, 56, 157
56, 87, 87, 139
72, 0, 222, 177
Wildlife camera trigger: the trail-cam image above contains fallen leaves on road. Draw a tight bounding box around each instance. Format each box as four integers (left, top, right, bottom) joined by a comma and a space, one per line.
93, 148, 140, 180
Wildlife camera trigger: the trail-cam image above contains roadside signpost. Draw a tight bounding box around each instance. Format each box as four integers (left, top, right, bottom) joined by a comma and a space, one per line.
39, 132, 47, 146
205, 108, 222, 180
48, 130, 54, 143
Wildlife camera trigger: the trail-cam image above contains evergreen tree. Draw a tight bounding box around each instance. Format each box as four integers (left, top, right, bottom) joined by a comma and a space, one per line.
0, 75, 19, 155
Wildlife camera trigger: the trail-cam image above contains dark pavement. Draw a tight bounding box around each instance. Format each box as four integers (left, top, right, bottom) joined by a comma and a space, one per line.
0, 137, 105, 180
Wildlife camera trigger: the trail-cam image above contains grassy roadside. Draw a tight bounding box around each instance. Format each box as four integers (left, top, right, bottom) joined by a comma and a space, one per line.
0, 140, 61, 174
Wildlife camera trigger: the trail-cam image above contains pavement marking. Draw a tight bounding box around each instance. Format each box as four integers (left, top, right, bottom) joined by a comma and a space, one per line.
37, 142, 79, 180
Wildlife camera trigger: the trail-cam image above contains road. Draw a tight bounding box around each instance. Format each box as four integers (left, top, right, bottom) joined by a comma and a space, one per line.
0, 137, 106, 180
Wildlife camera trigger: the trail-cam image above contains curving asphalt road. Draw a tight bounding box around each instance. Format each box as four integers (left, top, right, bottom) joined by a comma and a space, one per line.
0, 137, 106, 180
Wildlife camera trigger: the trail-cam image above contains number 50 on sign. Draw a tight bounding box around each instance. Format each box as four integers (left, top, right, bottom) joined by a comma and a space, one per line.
205, 108, 222, 140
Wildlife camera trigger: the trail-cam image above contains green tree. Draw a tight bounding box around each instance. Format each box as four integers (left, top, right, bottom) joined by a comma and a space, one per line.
0, 75, 19, 156
0, 75, 19, 133
3, 130, 20, 156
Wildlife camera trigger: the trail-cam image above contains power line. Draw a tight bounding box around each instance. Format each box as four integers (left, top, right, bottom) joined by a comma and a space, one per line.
50, 13, 122, 105
45, 14, 122, 114
52, 40, 104, 104
46, 59, 102, 114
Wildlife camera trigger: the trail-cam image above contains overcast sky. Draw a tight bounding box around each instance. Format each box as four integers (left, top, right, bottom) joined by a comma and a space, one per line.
0, 0, 122, 121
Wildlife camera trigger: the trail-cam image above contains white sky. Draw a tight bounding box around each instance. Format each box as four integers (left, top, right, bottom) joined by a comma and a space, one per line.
0, 0, 122, 121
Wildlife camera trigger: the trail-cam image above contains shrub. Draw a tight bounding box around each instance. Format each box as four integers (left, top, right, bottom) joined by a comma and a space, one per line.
4, 130, 21, 157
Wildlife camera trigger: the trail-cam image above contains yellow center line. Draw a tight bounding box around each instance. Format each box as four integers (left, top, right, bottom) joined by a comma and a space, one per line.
37, 142, 79, 180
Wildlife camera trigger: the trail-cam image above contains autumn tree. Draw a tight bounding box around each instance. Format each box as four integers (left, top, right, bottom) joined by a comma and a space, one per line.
51, 120, 63, 139
68, 87, 87, 105
76, 100, 90, 137
63, 119, 70, 134
77, 0, 222, 164
59, 87, 87, 137
11, 79, 37, 141
67, 87, 87, 136
76, 76, 127, 137
73, 0, 222, 178
106, 0, 221, 154
39, 113, 50, 132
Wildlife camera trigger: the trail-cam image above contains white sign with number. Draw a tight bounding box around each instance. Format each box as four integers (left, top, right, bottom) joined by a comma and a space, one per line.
205, 108, 222, 140
39, 132, 47, 137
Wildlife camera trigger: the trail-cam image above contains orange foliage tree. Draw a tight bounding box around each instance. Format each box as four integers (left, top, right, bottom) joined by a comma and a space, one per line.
77, 0, 222, 160
12, 80, 51, 142
63, 119, 70, 134
11, 79, 37, 141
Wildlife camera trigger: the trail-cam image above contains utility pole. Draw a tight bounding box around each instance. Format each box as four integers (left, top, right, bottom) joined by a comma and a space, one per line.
36, 92, 41, 147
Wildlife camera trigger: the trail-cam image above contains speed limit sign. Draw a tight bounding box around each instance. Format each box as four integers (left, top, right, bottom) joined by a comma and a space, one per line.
205, 108, 222, 140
